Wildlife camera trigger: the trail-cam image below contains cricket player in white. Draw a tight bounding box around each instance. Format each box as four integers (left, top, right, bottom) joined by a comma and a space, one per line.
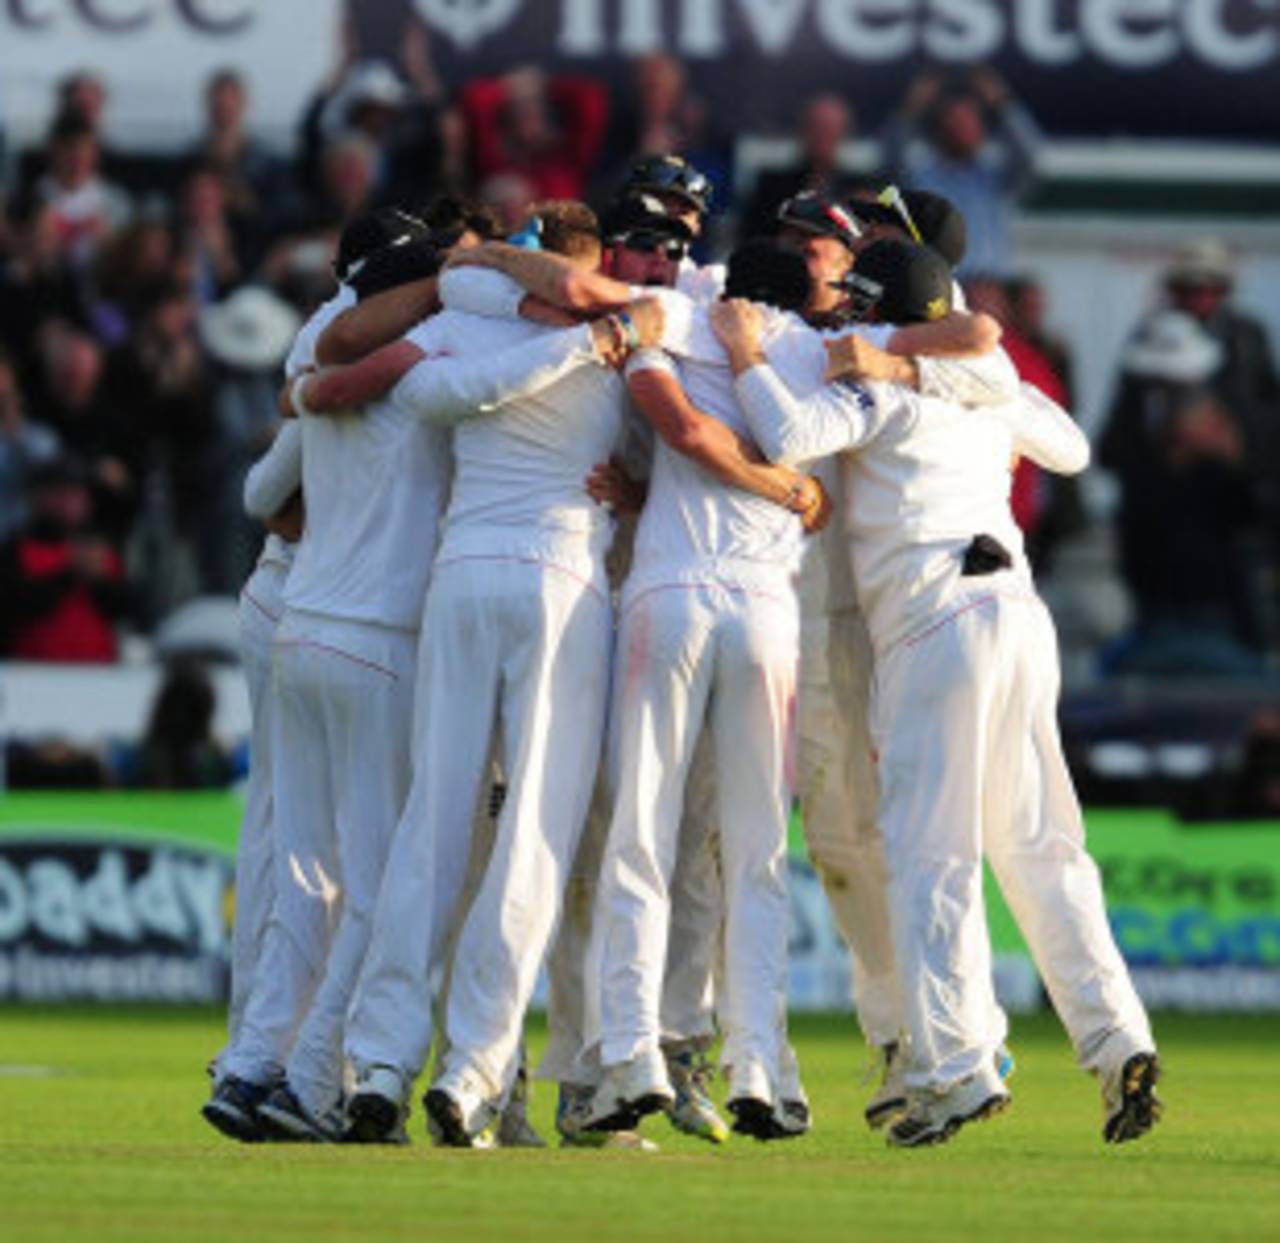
581, 241, 834, 1141
715, 238, 1161, 1148
202, 273, 357, 1140
777, 187, 1023, 1126
224, 220, 617, 1143
331, 204, 656, 1147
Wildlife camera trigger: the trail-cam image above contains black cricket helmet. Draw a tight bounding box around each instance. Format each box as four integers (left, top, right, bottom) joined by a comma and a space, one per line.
621, 154, 713, 215
776, 190, 861, 250
847, 186, 967, 270
835, 239, 953, 325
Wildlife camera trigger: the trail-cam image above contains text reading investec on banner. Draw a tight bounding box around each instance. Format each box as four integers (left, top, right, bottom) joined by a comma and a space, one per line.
407, 0, 1280, 68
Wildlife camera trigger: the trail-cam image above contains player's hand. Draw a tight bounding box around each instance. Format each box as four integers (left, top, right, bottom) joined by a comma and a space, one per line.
625, 296, 665, 349
785, 474, 832, 534
279, 365, 313, 419
825, 333, 894, 383
266, 490, 305, 542
710, 299, 767, 374
585, 457, 646, 514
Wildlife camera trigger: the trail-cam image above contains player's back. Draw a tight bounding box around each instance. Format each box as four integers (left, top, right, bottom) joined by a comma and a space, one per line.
632, 300, 824, 590
842, 389, 1030, 651
424, 309, 624, 578
284, 386, 449, 633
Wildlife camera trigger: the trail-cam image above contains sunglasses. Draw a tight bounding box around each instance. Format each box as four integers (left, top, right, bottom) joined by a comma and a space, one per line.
619, 231, 688, 260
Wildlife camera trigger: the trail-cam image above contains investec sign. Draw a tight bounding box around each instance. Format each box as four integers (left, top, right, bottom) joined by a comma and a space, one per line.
0, 834, 231, 1003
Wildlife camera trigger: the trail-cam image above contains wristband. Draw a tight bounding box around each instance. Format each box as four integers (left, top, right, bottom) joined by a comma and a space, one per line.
290, 373, 317, 418
616, 309, 642, 352
784, 479, 807, 512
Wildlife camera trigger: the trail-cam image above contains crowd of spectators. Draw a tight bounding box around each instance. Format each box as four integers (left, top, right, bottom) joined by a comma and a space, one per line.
0, 50, 1276, 693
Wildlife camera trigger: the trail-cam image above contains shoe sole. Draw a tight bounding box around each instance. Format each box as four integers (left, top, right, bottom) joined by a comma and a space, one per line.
201, 1098, 262, 1143
888, 1091, 1011, 1149
728, 1096, 792, 1142
585, 1091, 671, 1135
1105, 1054, 1162, 1144
345, 1092, 402, 1144
256, 1102, 334, 1143
864, 1096, 907, 1131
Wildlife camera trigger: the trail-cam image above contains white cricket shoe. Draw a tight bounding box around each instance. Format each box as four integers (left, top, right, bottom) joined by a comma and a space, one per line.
864, 1041, 907, 1130
663, 1044, 729, 1144
423, 1068, 498, 1149
584, 1051, 674, 1134
345, 1065, 410, 1145
886, 1065, 1011, 1148
1100, 1052, 1162, 1145
556, 1082, 658, 1151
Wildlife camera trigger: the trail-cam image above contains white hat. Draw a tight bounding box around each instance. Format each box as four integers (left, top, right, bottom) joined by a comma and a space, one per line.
200, 285, 301, 372
344, 60, 408, 111
1122, 310, 1223, 384
1167, 238, 1233, 288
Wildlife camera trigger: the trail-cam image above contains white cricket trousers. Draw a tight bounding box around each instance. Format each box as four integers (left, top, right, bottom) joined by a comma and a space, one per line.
873, 586, 1154, 1092
540, 730, 721, 1086
217, 561, 287, 1071
796, 605, 904, 1047
223, 610, 416, 1113
346, 556, 611, 1100
588, 579, 797, 1096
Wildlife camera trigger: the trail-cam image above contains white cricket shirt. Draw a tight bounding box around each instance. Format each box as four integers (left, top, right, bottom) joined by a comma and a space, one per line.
734, 367, 1089, 652
403, 309, 625, 590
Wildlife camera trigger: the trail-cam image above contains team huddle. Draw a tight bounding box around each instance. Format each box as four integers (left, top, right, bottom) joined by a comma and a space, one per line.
201, 154, 1162, 1152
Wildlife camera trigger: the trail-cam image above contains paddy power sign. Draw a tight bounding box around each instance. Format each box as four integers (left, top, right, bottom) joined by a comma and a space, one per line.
1, 794, 1277, 1008
0, 794, 236, 1003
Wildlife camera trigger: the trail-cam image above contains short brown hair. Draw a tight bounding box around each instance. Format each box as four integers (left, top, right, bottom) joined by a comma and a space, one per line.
530, 200, 601, 262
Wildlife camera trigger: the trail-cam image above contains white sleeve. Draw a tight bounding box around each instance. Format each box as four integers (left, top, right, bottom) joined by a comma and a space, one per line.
625, 347, 678, 379
734, 365, 881, 465
1001, 383, 1091, 475
390, 323, 601, 425
438, 267, 526, 320
243, 421, 303, 520
915, 347, 1021, 408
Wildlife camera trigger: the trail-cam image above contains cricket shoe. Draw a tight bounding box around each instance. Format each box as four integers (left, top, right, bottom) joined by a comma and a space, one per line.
496, 1066, 547, 1148
663, 1044, 729, 1144
863, 1041, 907, 1131
1101, 1052, 1162, 1145
773, 1097, 812, 1138
256, 1083, 344, 1143
553, 1082, 657, 1151
344, 1065, 410, 1145
584, 1052, 674, 1134
886, 1067, 1011, 1149
201, 1075, 273, 1143
726, 1062, 790, 1142
423, 1070, 498, 1149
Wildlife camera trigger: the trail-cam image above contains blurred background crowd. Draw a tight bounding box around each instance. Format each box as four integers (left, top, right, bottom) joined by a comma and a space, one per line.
0, 8, 1277, 807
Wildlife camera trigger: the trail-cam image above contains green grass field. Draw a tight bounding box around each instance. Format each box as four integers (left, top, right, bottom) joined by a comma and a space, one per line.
2, 1008, 1278, 1243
